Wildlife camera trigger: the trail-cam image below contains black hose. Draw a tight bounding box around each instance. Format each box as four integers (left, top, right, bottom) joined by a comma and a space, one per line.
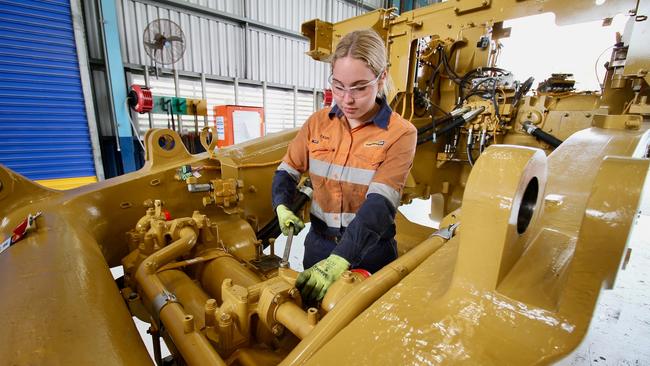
522, 122, 563, 148
478, 130, 488, 154
513, 77, 534, 107
466, 137, 476, 166
436, 115, 468, 136
417, 114, 453, 135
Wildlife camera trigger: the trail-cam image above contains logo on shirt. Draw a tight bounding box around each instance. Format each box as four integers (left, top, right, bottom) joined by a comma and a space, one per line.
320, 134, 330, 140
364, 140, 385, 147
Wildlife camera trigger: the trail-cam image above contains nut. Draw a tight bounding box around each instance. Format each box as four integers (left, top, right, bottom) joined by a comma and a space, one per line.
271, 324, 284, 336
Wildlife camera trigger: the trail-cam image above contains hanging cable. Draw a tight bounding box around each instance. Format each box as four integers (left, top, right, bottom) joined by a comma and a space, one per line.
125, 99, 146, 151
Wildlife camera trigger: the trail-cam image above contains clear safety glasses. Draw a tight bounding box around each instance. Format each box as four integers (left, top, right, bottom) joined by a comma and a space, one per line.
328, 71, 383, 98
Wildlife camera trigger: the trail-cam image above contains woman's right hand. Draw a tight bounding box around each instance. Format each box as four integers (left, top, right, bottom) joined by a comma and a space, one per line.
276, 204, 305, 236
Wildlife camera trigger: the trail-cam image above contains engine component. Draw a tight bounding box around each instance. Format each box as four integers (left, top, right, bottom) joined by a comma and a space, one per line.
119, 202, 342, 363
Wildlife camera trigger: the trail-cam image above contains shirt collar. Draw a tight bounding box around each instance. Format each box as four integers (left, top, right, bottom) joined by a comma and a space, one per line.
328, 97, 392, 130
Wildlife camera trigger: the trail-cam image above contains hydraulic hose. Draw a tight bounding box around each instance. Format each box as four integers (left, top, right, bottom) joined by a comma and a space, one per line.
418, 106, 486, 146
416, 106, 470, 135
466, 128, 476, 166
522, 121, 563, 148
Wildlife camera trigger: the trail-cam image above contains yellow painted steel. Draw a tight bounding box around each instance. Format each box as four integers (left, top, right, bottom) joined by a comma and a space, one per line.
304, 133, 649, 365
35, 175, 97, 190
0, 1, 649, 365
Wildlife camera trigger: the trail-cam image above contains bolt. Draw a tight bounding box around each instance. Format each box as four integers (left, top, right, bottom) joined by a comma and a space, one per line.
205, 299, 217, 310
183, 315, 195, 333
271, 324, 284, 336
342, 271, 354, 283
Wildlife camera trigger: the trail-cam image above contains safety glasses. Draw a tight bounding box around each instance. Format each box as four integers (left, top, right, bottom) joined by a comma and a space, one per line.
328, 71, 383, 98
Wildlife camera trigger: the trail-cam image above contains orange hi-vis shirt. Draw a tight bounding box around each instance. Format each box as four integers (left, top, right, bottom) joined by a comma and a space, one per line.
275, 99, 417, 234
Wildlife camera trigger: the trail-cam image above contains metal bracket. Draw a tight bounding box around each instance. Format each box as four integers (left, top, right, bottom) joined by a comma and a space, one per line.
454, 0, 491, 15
431, 223, 460, 240
152, 290, 179, 320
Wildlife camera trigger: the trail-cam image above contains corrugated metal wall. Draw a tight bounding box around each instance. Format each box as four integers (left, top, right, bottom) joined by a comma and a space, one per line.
112, 0, 379, 140
0, 0, 97, 181
116, 0, 378, 90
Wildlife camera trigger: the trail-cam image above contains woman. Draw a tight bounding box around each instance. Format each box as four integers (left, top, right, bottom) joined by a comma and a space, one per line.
272, 29, 417, 302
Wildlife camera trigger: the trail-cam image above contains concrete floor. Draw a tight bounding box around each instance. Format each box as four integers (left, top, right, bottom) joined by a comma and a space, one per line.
116, 181, 650, 365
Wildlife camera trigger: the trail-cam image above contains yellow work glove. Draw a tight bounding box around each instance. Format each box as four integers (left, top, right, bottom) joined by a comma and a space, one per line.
296, 254, 350, 302
276, 204, 305, 236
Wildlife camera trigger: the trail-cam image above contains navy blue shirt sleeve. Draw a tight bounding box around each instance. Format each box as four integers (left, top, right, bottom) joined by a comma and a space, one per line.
331, 193, 396, 266
272, 170, 298, 210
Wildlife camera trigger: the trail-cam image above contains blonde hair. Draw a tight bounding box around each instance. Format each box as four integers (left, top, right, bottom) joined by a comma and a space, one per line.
330, 29, 392, 98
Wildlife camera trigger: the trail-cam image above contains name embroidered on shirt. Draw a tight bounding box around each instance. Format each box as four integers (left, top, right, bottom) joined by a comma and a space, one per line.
364, 140, 385, 147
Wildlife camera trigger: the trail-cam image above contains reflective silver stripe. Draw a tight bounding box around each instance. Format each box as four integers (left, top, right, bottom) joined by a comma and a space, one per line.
341, 212, 356, 226
366, 182, 401, 208
309, 158, 375, 186
277, 161, 301, 182
310, 200, 356, 228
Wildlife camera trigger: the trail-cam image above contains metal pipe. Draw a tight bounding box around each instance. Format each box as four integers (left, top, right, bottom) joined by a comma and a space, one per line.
280, 229, 455, 365
158, 270, 211, 329
98, 0, 120, 153
275, 301, 315, 339
201, 252, 261, 304
201, 72, 208, 127
151, 329, 162, 366
174, 69, 182, 132
187, 183, 212, 193
144, 65, 154, 129
135, 227, 226, 366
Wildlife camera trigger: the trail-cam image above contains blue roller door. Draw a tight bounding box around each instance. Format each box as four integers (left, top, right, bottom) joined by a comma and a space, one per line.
0, 0, 97, 181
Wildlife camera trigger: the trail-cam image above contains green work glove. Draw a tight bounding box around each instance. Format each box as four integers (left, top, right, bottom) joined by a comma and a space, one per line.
276, 204, 305, 236
296, 255, 350, 302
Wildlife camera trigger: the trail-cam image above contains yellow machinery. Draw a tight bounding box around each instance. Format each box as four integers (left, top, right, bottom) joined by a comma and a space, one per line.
1, 0, 649, 365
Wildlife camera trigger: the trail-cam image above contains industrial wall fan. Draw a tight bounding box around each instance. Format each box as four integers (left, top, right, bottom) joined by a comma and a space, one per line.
143, 19, 186, 69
